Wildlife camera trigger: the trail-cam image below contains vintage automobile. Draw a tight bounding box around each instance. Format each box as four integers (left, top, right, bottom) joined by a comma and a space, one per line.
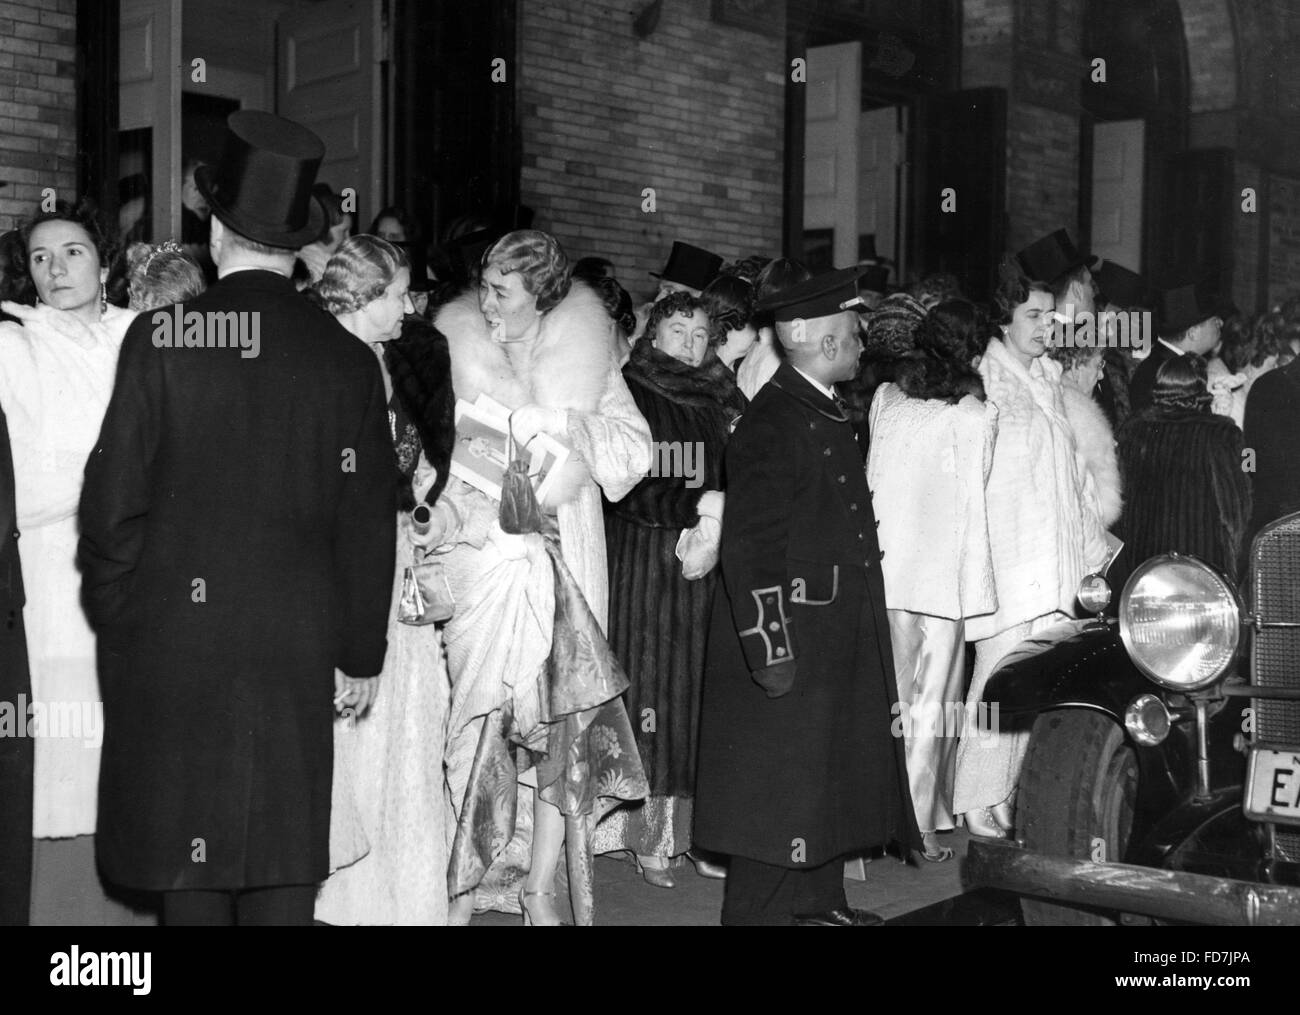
965, 512, 1300, 926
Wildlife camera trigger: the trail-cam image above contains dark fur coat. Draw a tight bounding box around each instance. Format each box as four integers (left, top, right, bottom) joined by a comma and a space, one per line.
1116, 407, 1251, 580
382, 315, 456, 509
605, 342, 740, 797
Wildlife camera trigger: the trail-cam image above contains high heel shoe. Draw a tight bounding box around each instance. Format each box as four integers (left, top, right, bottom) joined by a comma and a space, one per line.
991, 799, 1015, 833
687, 851, 728, 880
518, 886, 570, 926
635, 853, 676, 889
913, 830, 954, 863
963, 807, 1009, 839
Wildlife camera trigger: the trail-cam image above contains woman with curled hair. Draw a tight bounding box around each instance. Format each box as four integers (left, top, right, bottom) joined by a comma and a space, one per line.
952, 256, 1110, 839
1116, 355, 1251, 580
430, 228, 652, 925
1046, 337, 1124, 532
866, 299, 998, 862
594, 291, 745, 884
124, 241, 206, 311
700, 273, 757, 372
1208, 312, 1287, 429
307, 234, 457, 925
0, 199, 143, 924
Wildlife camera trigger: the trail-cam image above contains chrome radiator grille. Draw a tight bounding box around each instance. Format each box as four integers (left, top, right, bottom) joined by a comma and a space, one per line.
1250, 512, 1300, 862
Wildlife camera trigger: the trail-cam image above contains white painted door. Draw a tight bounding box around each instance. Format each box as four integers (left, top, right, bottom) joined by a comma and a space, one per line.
1091, 119, 1145, 270
805, 43, 862, 270
858, 105, 903, 275
119, 0, 182, 241
277, 0, 385, 230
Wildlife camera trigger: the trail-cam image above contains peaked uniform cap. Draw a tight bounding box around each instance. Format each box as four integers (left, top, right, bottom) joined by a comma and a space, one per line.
755, 266, 871, 323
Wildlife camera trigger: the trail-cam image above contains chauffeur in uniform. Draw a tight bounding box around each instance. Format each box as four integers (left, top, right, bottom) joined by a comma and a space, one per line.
694, 268, 920, 926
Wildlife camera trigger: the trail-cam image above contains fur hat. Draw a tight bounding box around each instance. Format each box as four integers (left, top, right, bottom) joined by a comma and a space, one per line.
865, 292, 927, 356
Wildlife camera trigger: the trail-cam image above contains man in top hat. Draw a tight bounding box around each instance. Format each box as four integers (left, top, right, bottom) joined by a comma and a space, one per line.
694, 267, 919, 926
1129, 280, 1230, 412
1091, 260, 1151, 428
631, 241, 724, 342
79, 110, 396, 925
0, 402, 32, 925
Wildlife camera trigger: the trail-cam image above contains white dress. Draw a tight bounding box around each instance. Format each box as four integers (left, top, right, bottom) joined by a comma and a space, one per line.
0, 303, 134, 839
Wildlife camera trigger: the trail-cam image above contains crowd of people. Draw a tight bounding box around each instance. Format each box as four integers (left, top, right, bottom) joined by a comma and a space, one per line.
3, 110, 1300, 927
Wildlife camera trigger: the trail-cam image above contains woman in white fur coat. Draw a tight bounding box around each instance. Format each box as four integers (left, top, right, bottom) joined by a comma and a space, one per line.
1049, 343, 1124, 530
953, 260, 1110, 838
424, 230, 653, 926
866, 300, 998, 862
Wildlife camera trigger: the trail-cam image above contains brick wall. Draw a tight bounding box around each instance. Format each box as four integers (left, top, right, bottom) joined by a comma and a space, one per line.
1234, 159, 1260, 312
0, 0, 78, 233
1006, 102, 1078, 252
1180, 0, 1236, 113
517, 0, 786, 298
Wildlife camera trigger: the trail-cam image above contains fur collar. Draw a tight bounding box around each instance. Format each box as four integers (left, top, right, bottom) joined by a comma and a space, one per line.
1062, 384, 1123, 528
434, 279, 615, 414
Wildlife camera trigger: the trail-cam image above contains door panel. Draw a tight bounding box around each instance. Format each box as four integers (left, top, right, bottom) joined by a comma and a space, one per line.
120, 0, 182, 241
804, 43, 861, 269
1091, 119, 1144, 270
278, 0, 384, 230
859, 105, 903, 276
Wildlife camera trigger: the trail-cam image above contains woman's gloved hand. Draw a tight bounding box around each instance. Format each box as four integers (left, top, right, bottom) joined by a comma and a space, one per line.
510, 404, 568, 446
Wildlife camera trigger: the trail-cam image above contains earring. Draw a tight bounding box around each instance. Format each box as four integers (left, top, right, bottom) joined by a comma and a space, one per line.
100, 281, 107, 315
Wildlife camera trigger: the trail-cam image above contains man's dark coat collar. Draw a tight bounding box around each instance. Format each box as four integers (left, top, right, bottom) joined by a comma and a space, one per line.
769, 362, 850, 422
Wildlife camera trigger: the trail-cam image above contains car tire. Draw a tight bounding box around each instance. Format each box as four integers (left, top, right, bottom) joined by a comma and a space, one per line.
1017, 709, 1139, 926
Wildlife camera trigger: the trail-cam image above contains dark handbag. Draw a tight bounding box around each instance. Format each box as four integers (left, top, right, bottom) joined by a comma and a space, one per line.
499, 419, 544, 535
397, 553, 454, 625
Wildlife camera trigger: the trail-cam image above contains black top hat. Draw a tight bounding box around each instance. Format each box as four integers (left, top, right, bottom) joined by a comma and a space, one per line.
1015, 229, 1097, 284
857, 233, 893, 265
1092, 260, 1150, 310
1156, 280, 1234, 335
195, 111, 327, 249
858, 263, 890, 294
651, 241, 723, 291
756, 266, 871, 323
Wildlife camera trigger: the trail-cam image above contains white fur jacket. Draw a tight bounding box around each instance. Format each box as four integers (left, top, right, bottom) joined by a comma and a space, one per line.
1061, 383, 1123, 529
966, 338, 1111, 641
434, 279, 651, 511
867, 382, 999, 621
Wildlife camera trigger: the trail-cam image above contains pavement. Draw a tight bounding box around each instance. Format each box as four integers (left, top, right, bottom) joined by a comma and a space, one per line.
470, 827, 1019, 926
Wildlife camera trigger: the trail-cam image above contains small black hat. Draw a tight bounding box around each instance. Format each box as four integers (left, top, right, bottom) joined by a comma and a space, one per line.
195, 110, 327, 249
651, 241, 724, 291
1015, 229, 1096, 284
755, 266, 870, 323
859, 263, 890, 294
1156, 280, 1235, 335
1092, 260, 1150, 310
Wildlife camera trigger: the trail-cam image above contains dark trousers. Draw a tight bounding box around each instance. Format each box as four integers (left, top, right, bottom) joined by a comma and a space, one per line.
163, 885, 316, 926
721, 856, 848, 926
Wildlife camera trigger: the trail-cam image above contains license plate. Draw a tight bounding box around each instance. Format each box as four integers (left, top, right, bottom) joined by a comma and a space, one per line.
1244, 746, 1300, 827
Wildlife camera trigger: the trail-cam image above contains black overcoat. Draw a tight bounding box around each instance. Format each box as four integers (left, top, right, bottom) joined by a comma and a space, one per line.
79, 270, 396, 891
0, 404, 32, 924
693, 363, 919, 869
1127, 338, 1178, 413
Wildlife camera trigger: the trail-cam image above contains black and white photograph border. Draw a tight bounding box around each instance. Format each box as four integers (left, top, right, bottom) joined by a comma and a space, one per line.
0, 0, 1298, 964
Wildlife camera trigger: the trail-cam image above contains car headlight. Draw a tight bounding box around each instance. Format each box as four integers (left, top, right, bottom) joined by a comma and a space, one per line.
1118, 554, 1242, 691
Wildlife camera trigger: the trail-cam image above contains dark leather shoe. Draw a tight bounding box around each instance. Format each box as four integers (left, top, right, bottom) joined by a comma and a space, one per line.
794, 907, 884, 927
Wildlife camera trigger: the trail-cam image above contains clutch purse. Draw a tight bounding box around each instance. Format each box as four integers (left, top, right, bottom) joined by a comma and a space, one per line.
397, 555, 455, 625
